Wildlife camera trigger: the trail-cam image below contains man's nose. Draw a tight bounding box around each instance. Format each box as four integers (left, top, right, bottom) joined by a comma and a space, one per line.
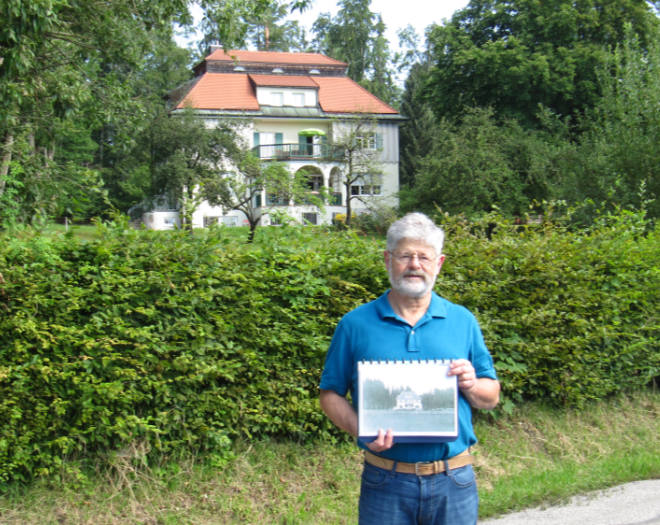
408, 254, 423, 267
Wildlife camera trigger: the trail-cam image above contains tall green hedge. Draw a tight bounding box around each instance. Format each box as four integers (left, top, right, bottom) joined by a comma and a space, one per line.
0, 213, 657, 484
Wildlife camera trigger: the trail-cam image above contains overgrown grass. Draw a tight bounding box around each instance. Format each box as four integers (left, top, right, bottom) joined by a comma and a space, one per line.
0, 390, 657, 524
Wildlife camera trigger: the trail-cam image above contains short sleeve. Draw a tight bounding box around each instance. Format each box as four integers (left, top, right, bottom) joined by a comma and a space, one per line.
319, 317, 354, 396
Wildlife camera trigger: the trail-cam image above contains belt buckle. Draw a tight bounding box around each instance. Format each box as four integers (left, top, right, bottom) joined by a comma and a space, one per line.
414, 461, 428, 476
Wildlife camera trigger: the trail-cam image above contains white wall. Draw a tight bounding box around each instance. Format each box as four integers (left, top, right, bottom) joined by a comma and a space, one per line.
255, 87, 317, 107
143, 211, 180, 230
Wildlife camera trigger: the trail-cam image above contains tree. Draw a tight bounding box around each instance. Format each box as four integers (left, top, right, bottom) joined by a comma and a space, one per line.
198, 0, 311, 54
0, 0, 310, 227
147, 110, 237, 231
568, 27, 660, 218
203, 150, 319, 242
330, 118, 385, 226
310, 0, 399, 107
405, 108, 534, 217
398, 61, 438, 188
245, 1, 308, 51
424, 0, 659, 125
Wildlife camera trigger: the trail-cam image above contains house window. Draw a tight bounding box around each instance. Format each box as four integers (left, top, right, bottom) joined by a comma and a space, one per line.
271, 92, 283, 106
292, 93, 305, 107
356, 132, 382, 151
267, 193, 289, 206
302, 212, 318, 225
203, 216, 221, 227
350, 184, 381, 196
307, 174, 323, 192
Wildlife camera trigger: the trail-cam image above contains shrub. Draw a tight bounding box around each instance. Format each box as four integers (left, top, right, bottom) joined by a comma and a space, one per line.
0, 212, 657, 484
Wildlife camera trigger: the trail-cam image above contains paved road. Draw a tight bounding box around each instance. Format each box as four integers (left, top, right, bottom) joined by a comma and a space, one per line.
481, 479, 660, 525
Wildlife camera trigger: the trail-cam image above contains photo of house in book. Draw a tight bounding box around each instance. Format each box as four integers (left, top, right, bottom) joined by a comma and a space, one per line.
395, 390, 423, 410
357, 360, 458, 442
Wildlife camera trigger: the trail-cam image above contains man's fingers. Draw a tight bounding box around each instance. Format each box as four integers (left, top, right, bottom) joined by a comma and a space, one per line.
367, 428, 394, 452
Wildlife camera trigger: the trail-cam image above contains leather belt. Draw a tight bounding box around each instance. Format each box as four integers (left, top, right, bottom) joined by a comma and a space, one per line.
364, 449, 472, 476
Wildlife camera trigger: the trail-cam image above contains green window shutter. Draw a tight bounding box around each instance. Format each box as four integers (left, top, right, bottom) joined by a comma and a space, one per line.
275, 132, 283, 145
253, 132, 260, 146
376, 133, 383, 150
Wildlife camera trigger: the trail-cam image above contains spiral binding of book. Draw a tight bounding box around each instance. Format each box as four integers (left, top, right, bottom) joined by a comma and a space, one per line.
357, 359, 458, 443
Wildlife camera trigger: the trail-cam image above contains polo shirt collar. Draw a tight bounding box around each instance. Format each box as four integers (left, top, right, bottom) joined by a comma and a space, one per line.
377, 290, 448, 321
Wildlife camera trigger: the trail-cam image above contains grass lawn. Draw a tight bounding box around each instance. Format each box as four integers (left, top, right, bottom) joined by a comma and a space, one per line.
0, 390, 657, 524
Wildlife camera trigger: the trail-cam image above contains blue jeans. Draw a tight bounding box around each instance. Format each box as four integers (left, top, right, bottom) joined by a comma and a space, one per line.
358, 462, 479, 525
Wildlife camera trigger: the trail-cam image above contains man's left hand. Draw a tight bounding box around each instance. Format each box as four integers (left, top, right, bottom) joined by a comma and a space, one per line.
449, 359, 500, 409
449, 359, 477, 392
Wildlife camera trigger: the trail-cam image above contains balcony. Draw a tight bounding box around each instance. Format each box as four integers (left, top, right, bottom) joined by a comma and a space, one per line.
252, 143, 345, 161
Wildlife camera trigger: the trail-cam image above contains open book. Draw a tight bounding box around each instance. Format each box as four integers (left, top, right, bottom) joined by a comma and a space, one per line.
357, 360, 458, 443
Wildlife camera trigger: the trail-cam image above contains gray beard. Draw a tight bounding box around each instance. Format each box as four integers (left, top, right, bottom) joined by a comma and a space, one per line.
388, 271, 436, 299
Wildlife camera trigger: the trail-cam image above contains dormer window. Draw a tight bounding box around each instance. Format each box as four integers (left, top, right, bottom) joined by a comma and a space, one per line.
233, 66, 246, 71
271, 92, 283, 106
309, 69, 320, 75
292, 93, 305, 107
272, 67, 284, 74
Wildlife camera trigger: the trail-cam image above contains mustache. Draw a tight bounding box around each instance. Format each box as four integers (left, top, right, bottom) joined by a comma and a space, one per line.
402, 272, 427, 278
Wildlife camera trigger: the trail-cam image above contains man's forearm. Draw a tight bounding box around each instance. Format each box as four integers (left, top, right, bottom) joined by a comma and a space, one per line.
462, 377, 500, 410
319, 389, 358, 437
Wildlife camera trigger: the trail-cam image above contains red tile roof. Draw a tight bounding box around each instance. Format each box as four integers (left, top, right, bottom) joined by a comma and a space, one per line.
175, 50, 398, 115
249, 74, 319, 88
205, 49, 346, 67
176, 74, 259, 111
314, 76, 398, 114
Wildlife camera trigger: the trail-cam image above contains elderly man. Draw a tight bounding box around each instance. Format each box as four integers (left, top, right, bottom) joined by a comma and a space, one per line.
319, 212, 500, 525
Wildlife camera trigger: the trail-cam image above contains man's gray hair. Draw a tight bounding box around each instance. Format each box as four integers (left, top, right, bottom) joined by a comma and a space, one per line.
386, 212, 445, 255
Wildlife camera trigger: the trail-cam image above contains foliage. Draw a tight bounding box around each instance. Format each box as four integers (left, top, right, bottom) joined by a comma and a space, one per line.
330, 117, 386, 226
404, 108, 550, 216
0, 210, 657, 485
310, 0, 400, 107
0, 0, 313, 228
202, 139, 321, 242
569, 27, 660, 219
435, 207, 659, 408
424, 0, 659, 126
197, 0, 311, 54
244, 0, 309, 51
142, 110, 240, 231
398, 61, 437, 188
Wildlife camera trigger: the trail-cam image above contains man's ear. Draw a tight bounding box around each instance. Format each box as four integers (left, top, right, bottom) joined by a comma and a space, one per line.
437, 254, 446, 272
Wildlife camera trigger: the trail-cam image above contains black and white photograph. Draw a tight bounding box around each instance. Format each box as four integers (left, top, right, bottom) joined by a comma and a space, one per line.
357, 360, 458, 442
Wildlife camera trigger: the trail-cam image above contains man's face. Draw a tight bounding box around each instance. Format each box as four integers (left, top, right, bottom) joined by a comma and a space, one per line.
385, 239, 445, 299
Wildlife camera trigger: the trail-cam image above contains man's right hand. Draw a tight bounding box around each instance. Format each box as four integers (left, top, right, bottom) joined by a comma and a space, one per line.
366, 428, 394, 452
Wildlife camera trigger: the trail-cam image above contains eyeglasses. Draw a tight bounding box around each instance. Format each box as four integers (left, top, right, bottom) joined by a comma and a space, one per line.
390, 251, 437, 267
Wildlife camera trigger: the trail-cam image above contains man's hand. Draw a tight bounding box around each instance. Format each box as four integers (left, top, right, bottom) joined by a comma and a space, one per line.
366, 429, 394, 452
449, 359, 500, 409
449, 359, 477, 392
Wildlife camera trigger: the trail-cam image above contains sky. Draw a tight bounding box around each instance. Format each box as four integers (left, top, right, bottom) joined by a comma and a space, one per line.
293, 0, 470, 49
176, 0, 470, 51
295, 0, 468, 49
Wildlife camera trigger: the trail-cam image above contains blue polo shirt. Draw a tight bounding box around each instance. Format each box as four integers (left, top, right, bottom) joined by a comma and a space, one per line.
320, 291, 497, 463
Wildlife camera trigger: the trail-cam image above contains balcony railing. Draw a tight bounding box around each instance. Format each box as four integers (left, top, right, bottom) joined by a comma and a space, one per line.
252, 143, 345, 161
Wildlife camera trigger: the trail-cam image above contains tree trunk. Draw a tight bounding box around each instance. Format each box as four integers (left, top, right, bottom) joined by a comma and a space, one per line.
345, 182, 352, 226
0, 132, 14, 198
247, 219, 258, 243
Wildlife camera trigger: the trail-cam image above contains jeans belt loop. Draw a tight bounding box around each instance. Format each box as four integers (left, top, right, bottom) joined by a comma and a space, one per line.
443, 459, 450, 476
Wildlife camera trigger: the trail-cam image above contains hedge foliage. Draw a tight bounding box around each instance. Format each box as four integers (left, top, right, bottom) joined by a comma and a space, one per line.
0, 212, 658, 484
